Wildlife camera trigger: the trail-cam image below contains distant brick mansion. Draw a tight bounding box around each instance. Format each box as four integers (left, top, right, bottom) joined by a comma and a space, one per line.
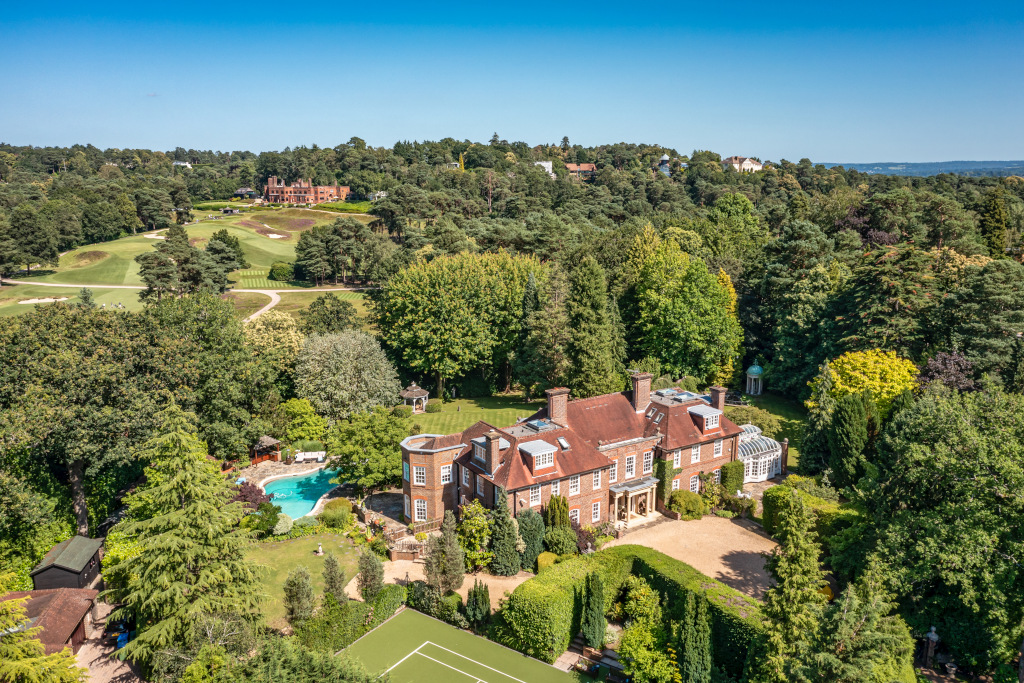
400, 373, 786, 529
264, 176, 351, 204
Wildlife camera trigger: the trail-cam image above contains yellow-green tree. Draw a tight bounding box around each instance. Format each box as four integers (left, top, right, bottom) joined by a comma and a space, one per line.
0, 572, 86, 682
712, 269, 739, 386
806, 350, 918, 418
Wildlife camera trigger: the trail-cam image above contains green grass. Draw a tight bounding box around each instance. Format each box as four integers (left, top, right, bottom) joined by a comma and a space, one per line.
344, 609, 581, 682
0, 284, 144, 317
246, 534, 359, 630
275, 290, 370, 325
411, 395, 541, 434
318, 201, 374, 214
220, 291, 271, 319
737, 392, 808, 469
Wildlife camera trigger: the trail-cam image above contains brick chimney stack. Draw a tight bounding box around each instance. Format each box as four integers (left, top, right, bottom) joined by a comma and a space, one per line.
484, 430, 502, 474
631, 372, 654, 412
545, 387, 570, 426
710, 386, 727, 411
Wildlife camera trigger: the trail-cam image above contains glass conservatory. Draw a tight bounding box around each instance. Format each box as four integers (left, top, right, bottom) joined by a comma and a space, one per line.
737, 424, 782, 483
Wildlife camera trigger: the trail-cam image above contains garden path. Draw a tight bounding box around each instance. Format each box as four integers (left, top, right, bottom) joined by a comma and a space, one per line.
604, 515, 777, 599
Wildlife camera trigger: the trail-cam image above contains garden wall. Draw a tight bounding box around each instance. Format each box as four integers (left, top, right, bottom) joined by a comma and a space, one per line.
493, 544, 762, 677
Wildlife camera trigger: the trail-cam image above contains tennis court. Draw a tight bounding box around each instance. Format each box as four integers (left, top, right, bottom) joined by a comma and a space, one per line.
344, 608, 581, 683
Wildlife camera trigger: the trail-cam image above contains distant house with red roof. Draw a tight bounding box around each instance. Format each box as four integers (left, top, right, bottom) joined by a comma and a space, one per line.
722, 156, 763, 173
565, 163, 597, 180
401, 374, 782, 530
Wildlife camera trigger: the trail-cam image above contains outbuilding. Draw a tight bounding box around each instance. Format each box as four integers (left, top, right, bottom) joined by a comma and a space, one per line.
30, 535, 103, 591
252, 436, 282, 464
745, 362, 764, 395
400, 382, 429, 414
1, 588, 99, 654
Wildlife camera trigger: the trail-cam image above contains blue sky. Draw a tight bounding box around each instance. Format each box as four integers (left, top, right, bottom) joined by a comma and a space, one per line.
1, 1, 1022, 162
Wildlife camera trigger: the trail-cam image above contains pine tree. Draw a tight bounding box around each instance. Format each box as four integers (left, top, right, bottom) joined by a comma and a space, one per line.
464, 579, 491, 630
680, 592, 697, 679
683, 594, 712, 683
582, 572, 606, 649
827, 393, 868, 488
565, 256, 623, 398
425, 510, 465, 594
979, 186, 1009, 258
489, 488, 521, 576
283, 566, 315, 626
110, 405, 263, 665
801, 361, 838, 475
322, 552, 348, 604
758, 492, 827, 683
544, 495, 570, 528
357, 550, 384, 602
0, 572, 85, 682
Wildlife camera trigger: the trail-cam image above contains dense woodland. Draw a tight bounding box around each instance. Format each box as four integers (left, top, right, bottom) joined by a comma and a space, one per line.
2, 137, 1024, 682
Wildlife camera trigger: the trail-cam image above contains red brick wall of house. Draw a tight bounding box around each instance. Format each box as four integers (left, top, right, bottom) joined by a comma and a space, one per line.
505, 466, 611, 525
600, 437, 662, 487
402, 445, 460, 524
658, 434, 739, 502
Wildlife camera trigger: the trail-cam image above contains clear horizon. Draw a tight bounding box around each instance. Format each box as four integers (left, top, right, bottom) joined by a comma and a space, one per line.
2, 0, 1022, 163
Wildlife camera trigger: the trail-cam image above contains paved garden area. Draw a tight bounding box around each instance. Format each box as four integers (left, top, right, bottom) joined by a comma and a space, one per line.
605, 515, 777, 599
75, 602, 142, 683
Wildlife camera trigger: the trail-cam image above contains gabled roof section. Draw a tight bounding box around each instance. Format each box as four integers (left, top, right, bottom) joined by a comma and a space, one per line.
30, 536, 102, 576
531, 392, 649, 448
647, 398, 743, 450
1, 588, 98, 654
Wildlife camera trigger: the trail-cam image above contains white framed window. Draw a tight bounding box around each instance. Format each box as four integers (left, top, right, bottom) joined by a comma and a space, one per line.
691, 444, 701, 463
530, 485, 541, 506
643, 451, 653, 474
551, 479, 560, 496
414, 498, 427, 521
592, 501, 601, 523
626, 455, 635, 478
707, 414, 720, 429
403, 461, 410, 481
462, 466, 470, 486
404, 494, 410, 516
714, 468, 721, 484
672, 478, 680, 491
441, 464, 452, 484
569, 475, 580, 495
474, 444, 485, 461
672, 450, 680, 468
714, 439, 723, 457
535, 451, 554, 469
690, 475, 699, 493
593, 470, 601, 489
476, 475, 484, 496
569, 508, 580, 524
609, 463, 617, 483
413, 466, 426, 486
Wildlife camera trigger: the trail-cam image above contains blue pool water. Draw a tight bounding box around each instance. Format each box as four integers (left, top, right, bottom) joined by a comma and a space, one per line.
262, 468, 338, 519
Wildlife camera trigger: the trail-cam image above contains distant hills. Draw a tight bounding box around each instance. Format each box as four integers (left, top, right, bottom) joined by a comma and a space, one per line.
821, 160, 1024, 177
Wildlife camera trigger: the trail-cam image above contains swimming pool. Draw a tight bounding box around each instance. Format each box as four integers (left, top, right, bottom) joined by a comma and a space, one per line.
262, 468, 338, 519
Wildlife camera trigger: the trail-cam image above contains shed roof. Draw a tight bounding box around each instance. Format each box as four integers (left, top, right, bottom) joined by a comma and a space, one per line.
1, 588, 98, 654
30, 536, 102, 576
255, 435, 281, 449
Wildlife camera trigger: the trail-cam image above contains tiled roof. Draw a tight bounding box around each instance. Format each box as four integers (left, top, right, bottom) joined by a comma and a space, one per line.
30, 536, 102, 576
2, 588, 97, 654
537, 392, 649, 447
565, 163, 597, 172
646, 398, 743, 450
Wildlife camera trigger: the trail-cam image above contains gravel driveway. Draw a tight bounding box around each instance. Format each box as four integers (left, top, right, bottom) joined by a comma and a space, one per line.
604, 516, 777, 599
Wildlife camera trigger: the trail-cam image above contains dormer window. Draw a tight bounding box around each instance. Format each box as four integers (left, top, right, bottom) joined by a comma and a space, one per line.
520, 440, 556, 472
474, 444, 485, 462
535, 451, 554, 469
706, 414, 720, 429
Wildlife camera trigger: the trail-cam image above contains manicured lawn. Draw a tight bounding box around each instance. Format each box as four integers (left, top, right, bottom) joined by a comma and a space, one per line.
0, 284, 145, 317
344, 608, 581, 682
733, 392, 808, 469
275, 290, 370, 325
220, 291, 271, 319
247, 533, 360, 630
411, 395, 541, 434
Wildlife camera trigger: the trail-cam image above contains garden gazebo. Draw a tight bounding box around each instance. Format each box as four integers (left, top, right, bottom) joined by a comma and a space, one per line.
400, 382, 429, 414
745, 362, 764, 395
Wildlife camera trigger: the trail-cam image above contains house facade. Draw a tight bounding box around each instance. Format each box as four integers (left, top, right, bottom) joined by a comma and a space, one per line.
565, 163, 597, 180
264, 176, 351, 204
722, 156, 763, 173
400, 374, 752, 530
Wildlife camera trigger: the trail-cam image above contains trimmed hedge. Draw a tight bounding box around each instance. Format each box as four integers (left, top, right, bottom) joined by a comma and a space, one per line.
536, 551, 558, 572
493, 545, 761, 677
721, 460, 745, 496
392, 405, 413, 419
269, 261, 294, 281
762, 485, 858, 539
668, 490, 704, 520
425, 399, 442, 414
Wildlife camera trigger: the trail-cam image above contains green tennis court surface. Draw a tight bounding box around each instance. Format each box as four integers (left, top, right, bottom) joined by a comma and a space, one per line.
344, 609, 580, 682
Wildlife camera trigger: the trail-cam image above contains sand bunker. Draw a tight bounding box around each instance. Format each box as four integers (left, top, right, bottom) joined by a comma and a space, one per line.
144, 233, 165, 239
266, 234, 285, 238
18, 297, 69, 305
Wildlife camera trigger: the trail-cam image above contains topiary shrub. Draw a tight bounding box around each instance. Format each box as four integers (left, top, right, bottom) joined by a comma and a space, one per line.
668, 490, 704, 520
536, 551, 558, 572
393, 405, 413, 419
720, 461, 745, 496
269, 261, 295, 281
544, 526, 578, 555
424, 399, 442, 413
273, 513, 294, 535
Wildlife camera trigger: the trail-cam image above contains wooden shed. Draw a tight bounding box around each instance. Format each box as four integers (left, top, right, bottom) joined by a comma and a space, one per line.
1, 588, 99, 654
30, 535, 103, 591
251, 436, 282, 465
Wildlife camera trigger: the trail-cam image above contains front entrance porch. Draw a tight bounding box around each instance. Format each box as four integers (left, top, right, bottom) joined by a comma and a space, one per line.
610, 476, 659, 530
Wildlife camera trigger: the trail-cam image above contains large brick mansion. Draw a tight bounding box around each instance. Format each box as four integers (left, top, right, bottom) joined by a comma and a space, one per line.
400, 373, 786, 529
264, 176, 351, 205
